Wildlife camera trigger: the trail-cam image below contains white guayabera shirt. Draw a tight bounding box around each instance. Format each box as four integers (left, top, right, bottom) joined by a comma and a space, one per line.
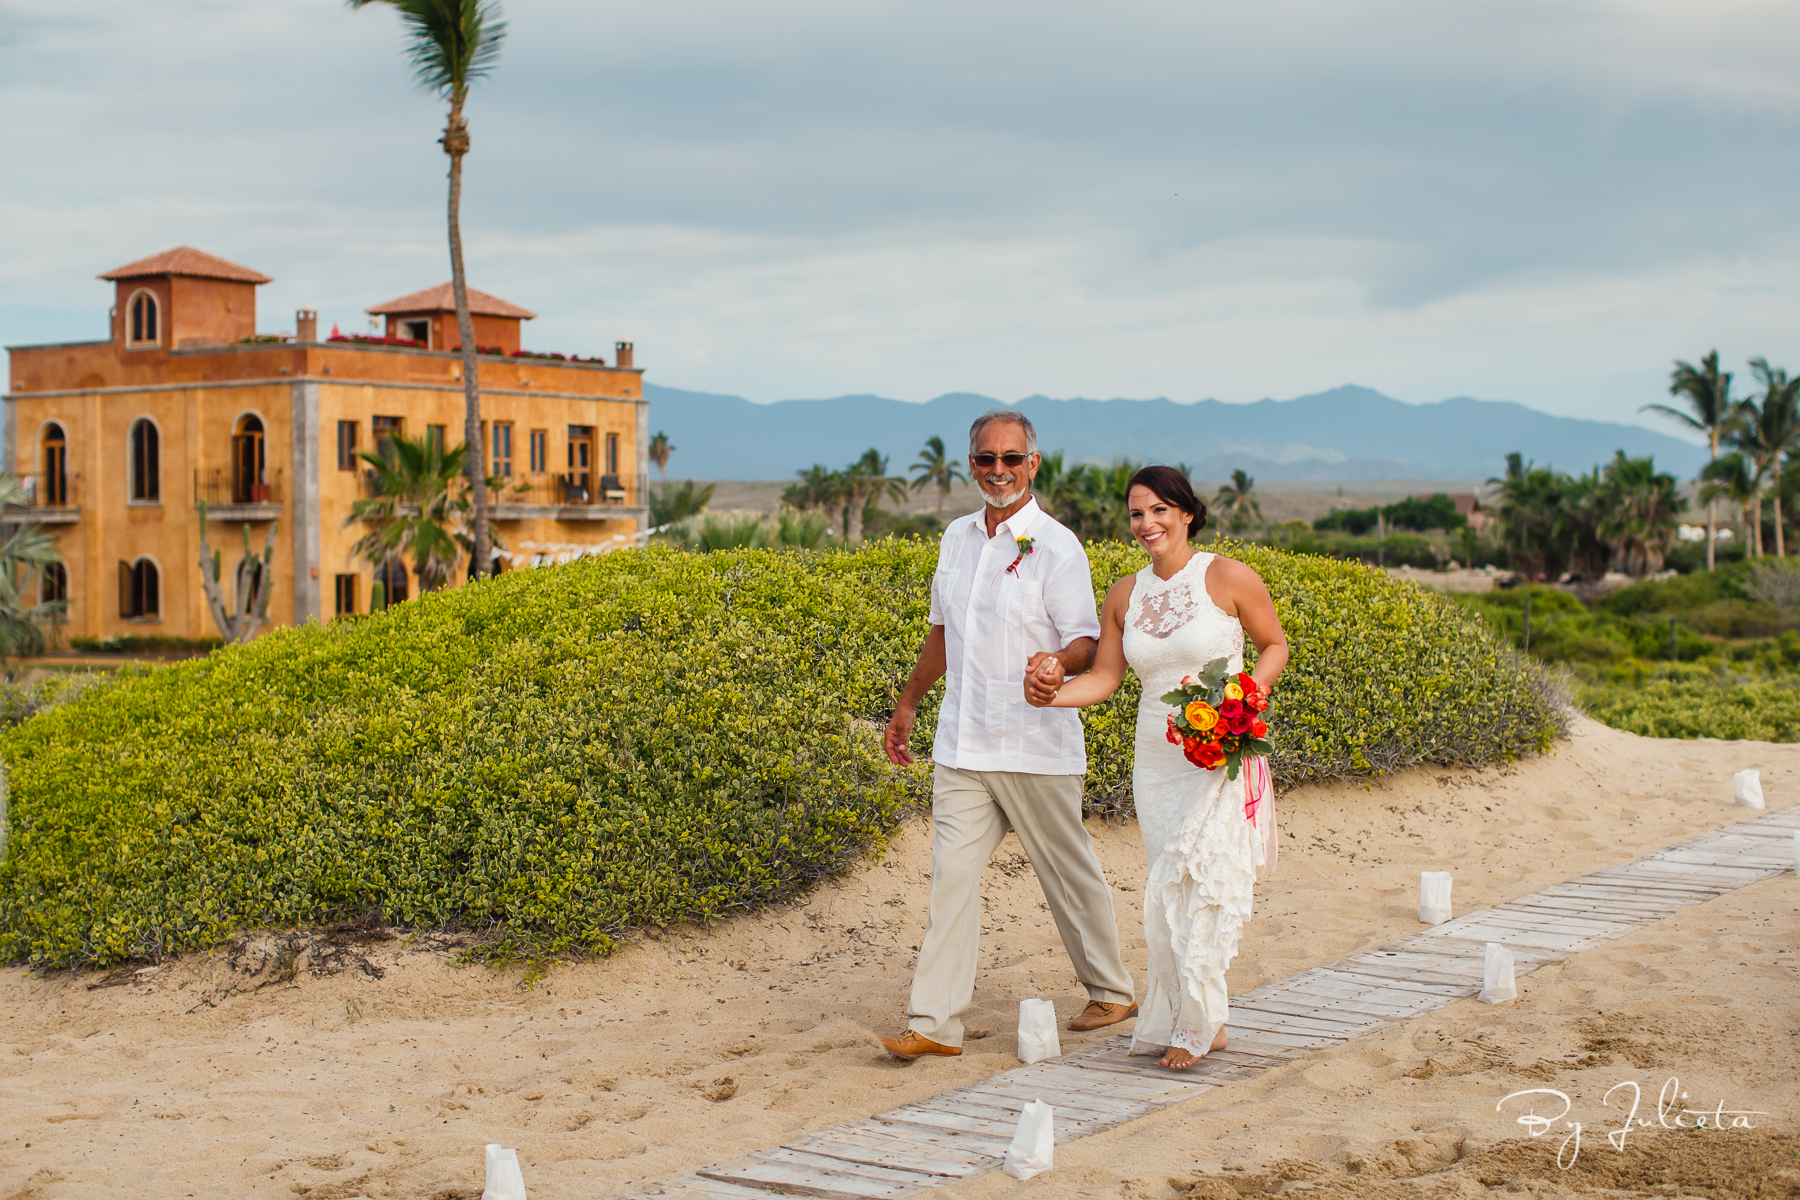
928, 497, 1102, 775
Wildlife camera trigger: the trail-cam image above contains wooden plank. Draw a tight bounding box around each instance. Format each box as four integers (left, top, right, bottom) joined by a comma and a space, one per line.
1224, 1006, 1373, 1037
1058, 1055, 1225, 1090
795, 1130, 997, 1176
1327, 961, 1479, 992
699, 1157, 924, 1200
758, 1147, 945, 1188
875, 1104, 1021, 1140
960, 1080, 1154, 1119
1233, 994, 1398, 1026
1009, 1061, 1208, 1101
856, 1118, 1014, 1157
647, 1175, 805, 1200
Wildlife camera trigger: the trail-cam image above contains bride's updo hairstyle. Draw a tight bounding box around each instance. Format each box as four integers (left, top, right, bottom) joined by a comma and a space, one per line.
1127, 465, 1207, 539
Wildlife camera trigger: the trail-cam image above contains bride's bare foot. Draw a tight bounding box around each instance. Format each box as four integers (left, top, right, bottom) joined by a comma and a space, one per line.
1158, 1029, 1227, 1070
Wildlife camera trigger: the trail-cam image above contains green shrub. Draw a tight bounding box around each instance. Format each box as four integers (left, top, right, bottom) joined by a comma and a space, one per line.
69, 634, 224, 655
1078, 541, 1563, 810
0, 539, 1560, 969
1576, 672, 1800, 741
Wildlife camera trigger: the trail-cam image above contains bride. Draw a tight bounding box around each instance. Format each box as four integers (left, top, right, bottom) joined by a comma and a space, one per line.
1026, 466, 1289, 1069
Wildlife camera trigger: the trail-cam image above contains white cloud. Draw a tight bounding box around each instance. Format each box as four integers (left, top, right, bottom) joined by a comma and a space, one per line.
5, 0, 1800, 434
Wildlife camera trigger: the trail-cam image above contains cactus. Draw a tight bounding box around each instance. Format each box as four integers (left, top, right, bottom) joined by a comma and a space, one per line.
196, 501, 279, 643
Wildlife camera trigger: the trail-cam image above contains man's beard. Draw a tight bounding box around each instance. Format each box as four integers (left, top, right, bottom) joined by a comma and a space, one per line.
980, 475, 1028, 509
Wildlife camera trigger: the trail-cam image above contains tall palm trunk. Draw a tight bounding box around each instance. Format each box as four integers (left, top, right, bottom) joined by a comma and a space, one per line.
1771, 460, 1785, 557
1706, 429, 1719, 570
444, 96, 490, 581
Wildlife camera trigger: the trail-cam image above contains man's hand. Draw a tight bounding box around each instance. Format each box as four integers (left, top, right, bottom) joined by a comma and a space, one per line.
884, 705, 917, 766
1025, 652, 1065, 708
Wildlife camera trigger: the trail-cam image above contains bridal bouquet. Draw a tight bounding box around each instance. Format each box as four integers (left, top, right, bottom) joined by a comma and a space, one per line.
1163, 656, 1271, 779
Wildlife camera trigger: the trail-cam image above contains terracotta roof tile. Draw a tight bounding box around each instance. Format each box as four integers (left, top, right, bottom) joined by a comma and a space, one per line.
365, 283, 536, 320
99, 246, 272, 284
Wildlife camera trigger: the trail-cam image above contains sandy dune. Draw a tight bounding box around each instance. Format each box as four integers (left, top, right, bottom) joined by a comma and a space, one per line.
0, 716, 1793, 1199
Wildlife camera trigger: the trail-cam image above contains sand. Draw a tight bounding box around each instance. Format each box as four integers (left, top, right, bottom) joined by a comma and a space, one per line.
0, 715, 1794, 1199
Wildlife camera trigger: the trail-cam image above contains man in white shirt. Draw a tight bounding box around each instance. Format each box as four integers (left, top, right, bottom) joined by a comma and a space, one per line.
880, 410, 1136, 1061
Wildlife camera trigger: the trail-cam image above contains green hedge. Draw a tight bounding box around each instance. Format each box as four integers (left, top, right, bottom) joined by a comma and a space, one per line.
0, 540, 1560, 969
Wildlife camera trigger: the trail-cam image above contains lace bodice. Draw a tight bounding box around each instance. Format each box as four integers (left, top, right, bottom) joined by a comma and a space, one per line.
1119, 551, 1257, 1057
1123, 553, 1244, 697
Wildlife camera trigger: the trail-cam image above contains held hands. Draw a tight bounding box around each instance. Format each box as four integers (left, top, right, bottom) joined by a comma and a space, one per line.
1024, 652, 1065, 708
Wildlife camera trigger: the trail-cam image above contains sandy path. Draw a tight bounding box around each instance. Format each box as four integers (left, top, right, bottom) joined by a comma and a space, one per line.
0, 716, 1793, 1199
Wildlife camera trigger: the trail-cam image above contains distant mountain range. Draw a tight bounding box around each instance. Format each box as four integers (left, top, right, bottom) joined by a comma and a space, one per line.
641, 383, 1707, 482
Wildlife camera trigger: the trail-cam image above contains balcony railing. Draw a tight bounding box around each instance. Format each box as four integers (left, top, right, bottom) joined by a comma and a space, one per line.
360, 471, 636, 507
195, 468, 283, 507
11, 473, 80, 510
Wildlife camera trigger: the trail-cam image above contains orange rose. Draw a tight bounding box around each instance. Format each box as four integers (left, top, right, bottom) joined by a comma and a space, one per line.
1184, 700, 1219, 731
1250, 718, 1268, 738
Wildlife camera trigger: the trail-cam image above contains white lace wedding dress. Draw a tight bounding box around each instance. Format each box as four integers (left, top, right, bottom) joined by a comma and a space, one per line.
1122, 551, 1259, 1057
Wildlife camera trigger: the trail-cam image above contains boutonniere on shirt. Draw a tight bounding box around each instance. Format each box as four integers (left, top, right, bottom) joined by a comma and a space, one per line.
1005, 535, 1036, 577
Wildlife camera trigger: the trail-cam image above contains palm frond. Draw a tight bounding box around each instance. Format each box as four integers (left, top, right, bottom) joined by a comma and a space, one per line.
348, 0, 507, 101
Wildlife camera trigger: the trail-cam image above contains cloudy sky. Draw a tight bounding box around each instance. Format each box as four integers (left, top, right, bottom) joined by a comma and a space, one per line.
5, 0, 1799, 430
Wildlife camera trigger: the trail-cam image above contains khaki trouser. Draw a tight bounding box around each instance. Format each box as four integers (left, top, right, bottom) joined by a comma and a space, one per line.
906, 764, 1134, 1048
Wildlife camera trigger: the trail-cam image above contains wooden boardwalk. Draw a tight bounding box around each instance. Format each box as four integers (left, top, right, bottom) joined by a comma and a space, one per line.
616, 805, 1800, 1200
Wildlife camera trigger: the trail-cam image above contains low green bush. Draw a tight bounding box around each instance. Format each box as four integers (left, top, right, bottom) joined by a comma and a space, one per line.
69, 634, 224, 655
0, 539, 1560, 969
1576, 670, 1800, 741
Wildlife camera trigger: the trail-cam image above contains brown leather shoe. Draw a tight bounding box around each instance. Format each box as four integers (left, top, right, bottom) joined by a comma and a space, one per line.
881, 1030, 962, 1061
1068, 1001, 1139, 1031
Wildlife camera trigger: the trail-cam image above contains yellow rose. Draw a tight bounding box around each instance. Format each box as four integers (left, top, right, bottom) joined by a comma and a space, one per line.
1224, 681, 1244, 700
1184, 701, 1219, 732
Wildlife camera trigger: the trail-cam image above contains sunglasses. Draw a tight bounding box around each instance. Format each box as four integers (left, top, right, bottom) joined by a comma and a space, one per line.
971, 452, 1033, 467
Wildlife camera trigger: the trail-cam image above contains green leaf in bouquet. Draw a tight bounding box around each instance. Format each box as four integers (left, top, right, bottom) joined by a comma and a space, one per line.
1159, 689, 1191, 707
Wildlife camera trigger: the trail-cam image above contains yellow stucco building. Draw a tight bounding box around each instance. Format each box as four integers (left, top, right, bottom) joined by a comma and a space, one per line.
4, 246, 647, 640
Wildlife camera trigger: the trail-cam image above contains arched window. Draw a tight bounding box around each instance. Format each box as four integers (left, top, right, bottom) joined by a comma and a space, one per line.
119, 558, 159, 619
41, 422, 68, 507
232, 414, 266, 503
129, 418, 160, 503
374, 558, 409, 606
127, 290, 159, 346
40, 563, 68, 606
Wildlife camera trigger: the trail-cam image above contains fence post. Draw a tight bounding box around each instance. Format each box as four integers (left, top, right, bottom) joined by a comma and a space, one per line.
1522, 592, 1532, 654
1669, 616, 1678, 662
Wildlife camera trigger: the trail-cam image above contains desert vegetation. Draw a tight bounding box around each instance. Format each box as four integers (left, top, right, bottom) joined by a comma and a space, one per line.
0, 540, 1558, 969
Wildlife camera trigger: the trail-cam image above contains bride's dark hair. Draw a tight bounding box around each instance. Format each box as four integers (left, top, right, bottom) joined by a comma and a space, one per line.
1127, 465, 1207, 537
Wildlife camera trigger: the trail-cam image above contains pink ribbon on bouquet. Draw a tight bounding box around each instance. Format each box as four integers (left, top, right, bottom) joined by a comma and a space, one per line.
1243, 755, 1277, 875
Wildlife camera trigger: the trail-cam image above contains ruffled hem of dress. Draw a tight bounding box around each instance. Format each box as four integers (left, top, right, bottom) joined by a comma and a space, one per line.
1150, 771, 1257, 1055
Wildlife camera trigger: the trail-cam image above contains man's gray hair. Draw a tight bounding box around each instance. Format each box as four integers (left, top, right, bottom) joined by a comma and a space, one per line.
968, 409, 1039, 456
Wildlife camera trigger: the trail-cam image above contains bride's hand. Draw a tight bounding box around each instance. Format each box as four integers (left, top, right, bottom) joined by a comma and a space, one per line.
1024, 653, 1064, 708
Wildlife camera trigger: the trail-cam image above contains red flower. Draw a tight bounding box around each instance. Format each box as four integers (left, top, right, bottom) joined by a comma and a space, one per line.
1225, 709, 1254, 735
1250, 718, 1268, 738
1218, 698, 1244, 719
1236, 671, 1257, 695
1186, 740, 1226, 769
1165, 715, 1181, 745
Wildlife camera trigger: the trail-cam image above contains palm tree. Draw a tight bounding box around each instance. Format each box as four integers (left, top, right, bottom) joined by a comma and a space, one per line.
1595, 453, 1686, 576
1748, 358, 1800, 556
1214, 469, 1263, 533
909, 435, 966, 515
1489, 452, 1569, 578
782, 464, 845, 519
0, 475, 66, 657
843, 449, 907, 544
648, 431, 674, 480
347, 431, 474, 592
1699, 452, 1758, 552
1643, 351, 1737, 569
1726, 393, 1777, 557
350, 0, 507, 583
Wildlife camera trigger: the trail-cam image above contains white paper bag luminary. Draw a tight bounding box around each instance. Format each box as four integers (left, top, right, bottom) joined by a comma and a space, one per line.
1478, 942, 1517, 1004
1002, 1099, 1056, 1180
1733, 770, 1765, 809
1016, 998, 1062, 1065
482, 1144, 528, 1200
1419, 871, 1453, 925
